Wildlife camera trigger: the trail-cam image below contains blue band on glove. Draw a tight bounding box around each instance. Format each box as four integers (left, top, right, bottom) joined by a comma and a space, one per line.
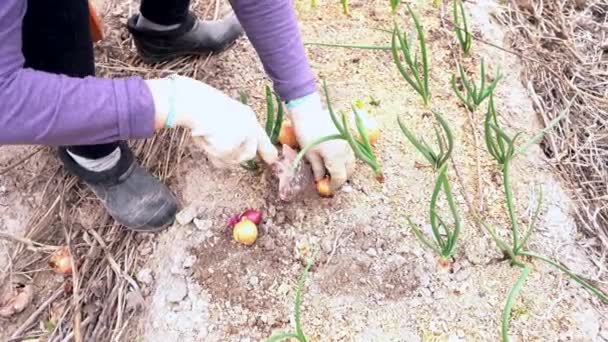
286, 92, 317, 110
165, 74, 177, 128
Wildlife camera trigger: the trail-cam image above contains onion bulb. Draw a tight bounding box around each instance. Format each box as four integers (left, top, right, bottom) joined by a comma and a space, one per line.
352, 109, 380, 146
49, 247, 73, 275
278, 119, 299, 149
233, 218, 258, 245
316, 176, 333, 198
240, 209, 262, 225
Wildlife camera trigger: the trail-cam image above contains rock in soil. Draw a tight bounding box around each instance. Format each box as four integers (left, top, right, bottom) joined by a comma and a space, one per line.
166, 278, 189, 303
183, 255, 197, 269
194, 218, 213, 231
176, 205, 198, 226
136, 268, 154, 285
321, 238, 334, 254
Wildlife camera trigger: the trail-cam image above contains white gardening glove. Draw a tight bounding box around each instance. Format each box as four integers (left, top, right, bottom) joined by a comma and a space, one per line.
146, 75, 278, 168
287, 92, 355, 190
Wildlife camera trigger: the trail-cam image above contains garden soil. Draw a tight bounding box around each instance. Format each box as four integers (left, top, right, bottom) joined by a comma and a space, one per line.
1, 0, 607, 341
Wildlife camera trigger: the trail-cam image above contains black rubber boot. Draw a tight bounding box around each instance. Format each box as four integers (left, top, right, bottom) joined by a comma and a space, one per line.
126, 12, 244, 63
58, 143, 178, 232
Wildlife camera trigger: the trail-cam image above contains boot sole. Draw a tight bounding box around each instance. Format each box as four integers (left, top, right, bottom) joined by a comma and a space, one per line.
136, 40, 238, 65
127, 218, 175, 233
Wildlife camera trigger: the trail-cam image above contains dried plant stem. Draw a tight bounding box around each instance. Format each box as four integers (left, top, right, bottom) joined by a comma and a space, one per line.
0, 232, 60, 253
0, 147, 43, 176
10, 287, 64, 340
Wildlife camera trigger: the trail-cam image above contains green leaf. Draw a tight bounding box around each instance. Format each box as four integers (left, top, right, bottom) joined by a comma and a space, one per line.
398, 116, 436, 166
502, 265, 531, 342
516, 186, 543, 253
271, 92, 284, 144
265, 85, 275, 137
406, 216, 441, 254
265, 333, 301, 342
519, 251, 608, 302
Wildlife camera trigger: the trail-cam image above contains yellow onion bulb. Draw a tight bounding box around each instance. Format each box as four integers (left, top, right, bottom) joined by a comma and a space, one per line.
233, 218, 258, 245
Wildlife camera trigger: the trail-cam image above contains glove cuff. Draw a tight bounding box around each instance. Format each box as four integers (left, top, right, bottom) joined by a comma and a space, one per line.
286, 92, 319, 110
285, 91, 324, 121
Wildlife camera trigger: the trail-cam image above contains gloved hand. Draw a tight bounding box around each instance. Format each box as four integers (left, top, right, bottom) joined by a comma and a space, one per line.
287, 92, 355, 190
146, 75, 278, 167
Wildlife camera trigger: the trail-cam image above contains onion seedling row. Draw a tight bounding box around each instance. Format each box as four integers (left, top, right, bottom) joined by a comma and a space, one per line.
453, 0, 472, 56
265, 257, 314, 342
399, 112, 461, 265
392, 4, 431, 106
479, 94, 607, 341
452, 59, 501, 112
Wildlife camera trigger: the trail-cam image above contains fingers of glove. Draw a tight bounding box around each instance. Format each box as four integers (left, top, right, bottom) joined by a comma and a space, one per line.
346, 150, 356, 178
236, 136, 259, 164
306, 151, 326, 181
256, 125, 279, 165
324, 156, 348, 190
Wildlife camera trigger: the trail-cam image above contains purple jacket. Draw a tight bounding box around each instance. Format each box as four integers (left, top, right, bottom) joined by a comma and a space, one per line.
0, 0, 316, 146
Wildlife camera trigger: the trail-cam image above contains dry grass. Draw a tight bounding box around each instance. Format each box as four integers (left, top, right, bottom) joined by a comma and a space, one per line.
496, 1, 608, 258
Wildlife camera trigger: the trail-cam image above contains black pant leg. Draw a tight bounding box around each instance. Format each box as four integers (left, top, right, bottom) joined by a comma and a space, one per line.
140, 0, 191, 26
22, 0, 120, 160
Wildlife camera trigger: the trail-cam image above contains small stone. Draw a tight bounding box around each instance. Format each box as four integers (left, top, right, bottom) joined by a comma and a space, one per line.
176, 205, 198, 225
249, 276, 259, 287
321, 239, 334, 254
171, 264, 184, 275
197, 327, 209, 339
183, 255, 197, 268
139, 246, 153, 257
366, 248, 377, 257
454, 269, 470, 282
268, 205, 277, 217
574, 309, 600, 340
457, 330, 465, 338
259, 236, 276, 251
276, 212, 286, 225
166, 278, 188, 303
433, 289, 447, 299
599, 329, 608, 341
356, 255, 373, 269
341, 184, 353, 193
194, 218, 213, 231
0, 185, 6, 193
174, 299, 192, 312
125, 290, 145, 311
387, 254, 407, 267
136, 268, 153, 285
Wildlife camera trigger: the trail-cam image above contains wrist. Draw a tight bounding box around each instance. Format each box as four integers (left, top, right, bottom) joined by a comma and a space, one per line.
145, 79, 170, 130
286, 92, 324, 120
146, 75, 189, 130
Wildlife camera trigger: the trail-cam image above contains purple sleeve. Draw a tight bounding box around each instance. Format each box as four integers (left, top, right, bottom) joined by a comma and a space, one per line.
231, 0, 317, 102
0, 0, 156, 146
